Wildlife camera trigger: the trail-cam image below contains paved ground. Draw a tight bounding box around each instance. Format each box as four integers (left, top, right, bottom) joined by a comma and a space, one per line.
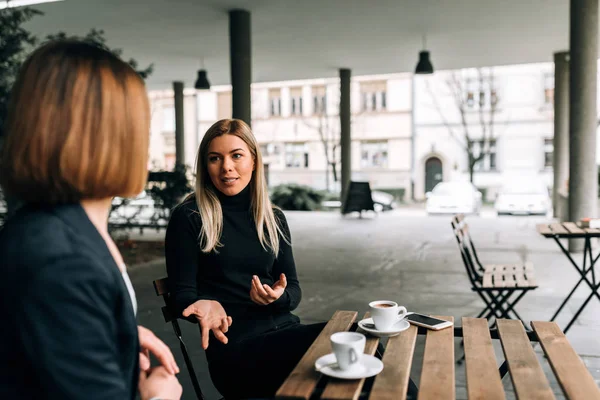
129, 207, 600, 399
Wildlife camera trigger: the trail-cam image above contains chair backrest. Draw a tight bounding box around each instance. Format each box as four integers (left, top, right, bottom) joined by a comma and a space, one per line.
152, 277, 206, 400
153, 277, 177, 323
451, 220, 482, 285
454, 213, 465, 225
452, 214, 484, 272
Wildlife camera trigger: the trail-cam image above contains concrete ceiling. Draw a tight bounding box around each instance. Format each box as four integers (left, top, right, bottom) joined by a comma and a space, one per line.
23, 0, 570, 89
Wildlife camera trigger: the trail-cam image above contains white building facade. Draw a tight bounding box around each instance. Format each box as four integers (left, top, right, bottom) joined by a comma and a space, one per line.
148, 61, 573, 203
150, 74, 414, 200
414, 63, 555, 201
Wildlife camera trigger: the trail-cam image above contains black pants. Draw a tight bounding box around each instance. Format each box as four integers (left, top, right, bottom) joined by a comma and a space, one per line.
206, 322, 326, 400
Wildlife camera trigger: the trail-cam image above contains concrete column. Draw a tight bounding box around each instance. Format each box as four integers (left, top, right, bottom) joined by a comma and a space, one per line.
568, 0, 598, 252
229, 9, 252, 126
173, 81, 185, 169
410, 75, 417, 201
553, 51, 569, 220
340, 68, 351, 205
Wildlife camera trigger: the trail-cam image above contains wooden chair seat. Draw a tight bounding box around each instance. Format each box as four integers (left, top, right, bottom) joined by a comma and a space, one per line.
482, 268, 537, 289
483, 262, 535, 274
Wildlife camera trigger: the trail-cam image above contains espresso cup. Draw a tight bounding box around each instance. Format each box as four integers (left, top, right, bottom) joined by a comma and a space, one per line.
369, 300, 408, 331
330, 332, 366, 371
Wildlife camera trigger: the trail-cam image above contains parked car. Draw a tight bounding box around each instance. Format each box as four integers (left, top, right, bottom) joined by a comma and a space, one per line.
426, 181, 482, 215
495, 180, 550, 216
371, 190, 397, 212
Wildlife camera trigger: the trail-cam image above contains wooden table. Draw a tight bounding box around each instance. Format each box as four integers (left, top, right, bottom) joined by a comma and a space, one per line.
537, 222, 600, 333
276, 311, 599, 400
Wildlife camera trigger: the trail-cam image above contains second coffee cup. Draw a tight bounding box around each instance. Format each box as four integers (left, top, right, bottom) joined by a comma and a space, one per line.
369, 300, 408, 331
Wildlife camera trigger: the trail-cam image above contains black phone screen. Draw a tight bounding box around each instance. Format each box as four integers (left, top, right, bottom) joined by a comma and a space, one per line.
406, 313, 447, 326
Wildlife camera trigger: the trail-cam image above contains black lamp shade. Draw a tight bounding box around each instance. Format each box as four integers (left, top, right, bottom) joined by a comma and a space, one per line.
415, 51, 434, 75
194, 69, 211, 90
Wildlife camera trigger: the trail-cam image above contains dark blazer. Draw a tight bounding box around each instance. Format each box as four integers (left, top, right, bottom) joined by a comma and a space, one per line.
0, 203, 139, 399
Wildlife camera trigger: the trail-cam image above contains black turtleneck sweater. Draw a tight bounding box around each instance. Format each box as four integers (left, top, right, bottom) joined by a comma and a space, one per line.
165, 185, 301, 342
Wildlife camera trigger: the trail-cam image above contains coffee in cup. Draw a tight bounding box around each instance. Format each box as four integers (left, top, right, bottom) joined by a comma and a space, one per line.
373, 303, 394, 308
330, 332, 366, 371
369, 300, 408, 331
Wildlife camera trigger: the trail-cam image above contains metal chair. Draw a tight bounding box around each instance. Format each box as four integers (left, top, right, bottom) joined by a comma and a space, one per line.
153, 277, 205, 400
451, 217, 537, 326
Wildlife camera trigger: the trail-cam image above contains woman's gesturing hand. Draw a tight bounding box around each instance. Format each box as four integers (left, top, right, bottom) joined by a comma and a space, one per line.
250, 274, 287, 305
182, 300, 232, 350
138, 325, 179, 374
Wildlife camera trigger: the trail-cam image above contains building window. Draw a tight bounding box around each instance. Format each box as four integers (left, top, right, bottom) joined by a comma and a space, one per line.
261, 143, 281, 157
312, 86, 326, 115
290, 87, 303, 116
162, 106, 175, 132
360, 81, 387, 112
269, 89, 281, 117
465, 77, 498, 109
544, 73, 554, 105
544, 138, 553, 168
473, 139, 497, 171
260, 143, 282, 166
360, 141, 389, 168
285, 143, 309, 168
291, 97, 303, 115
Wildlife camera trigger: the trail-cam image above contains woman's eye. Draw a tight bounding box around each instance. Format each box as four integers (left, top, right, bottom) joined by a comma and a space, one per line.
232, 153, 242, 159
209, 156, 220, 162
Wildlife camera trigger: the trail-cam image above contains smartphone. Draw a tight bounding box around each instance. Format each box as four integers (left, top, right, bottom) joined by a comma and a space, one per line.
405, 313, 453, 330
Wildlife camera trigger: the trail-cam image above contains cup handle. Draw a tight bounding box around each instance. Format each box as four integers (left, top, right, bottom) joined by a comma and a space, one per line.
397, 306, 408, 321
349, 348, 358, 364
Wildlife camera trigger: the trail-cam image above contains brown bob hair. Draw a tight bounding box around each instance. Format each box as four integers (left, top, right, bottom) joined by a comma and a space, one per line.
0, 39, 150, 204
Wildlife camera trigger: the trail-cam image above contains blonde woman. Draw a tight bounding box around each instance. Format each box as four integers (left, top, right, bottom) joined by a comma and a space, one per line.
0, 40, 181, 400
166, 119, 325, 399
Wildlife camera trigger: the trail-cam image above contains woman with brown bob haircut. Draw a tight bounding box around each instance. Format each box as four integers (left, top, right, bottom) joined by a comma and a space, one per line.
0, 40, 182, 400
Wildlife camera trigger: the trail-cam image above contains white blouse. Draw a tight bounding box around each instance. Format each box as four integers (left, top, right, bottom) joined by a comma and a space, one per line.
120, 264, 137, 316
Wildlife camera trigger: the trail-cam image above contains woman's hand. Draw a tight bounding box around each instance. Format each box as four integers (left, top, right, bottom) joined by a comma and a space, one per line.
138, 326, 179, 375
250, 274, 287, 305
182, 300, 232, 350
139, 366, 183, 400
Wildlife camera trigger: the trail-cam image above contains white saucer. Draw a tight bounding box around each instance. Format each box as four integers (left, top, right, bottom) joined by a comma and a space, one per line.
358, 317, 410, 337
315, 353, 384, 379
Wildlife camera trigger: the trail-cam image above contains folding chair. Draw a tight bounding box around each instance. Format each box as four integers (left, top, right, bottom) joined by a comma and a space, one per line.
153, 277, 205, 400
450, 217, 537, 327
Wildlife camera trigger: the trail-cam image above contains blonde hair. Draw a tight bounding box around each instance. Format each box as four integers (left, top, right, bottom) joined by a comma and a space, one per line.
0, 40, 150, 204
187, 119, 286, 254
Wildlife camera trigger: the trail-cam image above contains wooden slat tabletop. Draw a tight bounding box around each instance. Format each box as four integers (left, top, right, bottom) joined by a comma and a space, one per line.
418, 316, 455, 400
563, 222, 586, 235
537, 222, 600, 237
369, 323, 418, 400
550, 223, 570, 235
537, 223, 553, 235
277, 312, 597, 400
321, 313, 379, 400
462, 317, 505, 400
532, 321, 600, 400
497, 319, 555, 400
276, 310, 357, 399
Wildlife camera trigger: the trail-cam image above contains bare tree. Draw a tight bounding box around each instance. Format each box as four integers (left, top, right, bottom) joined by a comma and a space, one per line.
426, 68, 498, 183
300, 112, 340, 192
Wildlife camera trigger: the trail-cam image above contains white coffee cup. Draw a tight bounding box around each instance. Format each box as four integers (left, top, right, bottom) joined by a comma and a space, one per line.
369, 300, 408, 331
330, 332, 366, 371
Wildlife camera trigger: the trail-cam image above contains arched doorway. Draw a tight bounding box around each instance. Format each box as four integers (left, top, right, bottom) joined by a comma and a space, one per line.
425, 157, 443, 193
